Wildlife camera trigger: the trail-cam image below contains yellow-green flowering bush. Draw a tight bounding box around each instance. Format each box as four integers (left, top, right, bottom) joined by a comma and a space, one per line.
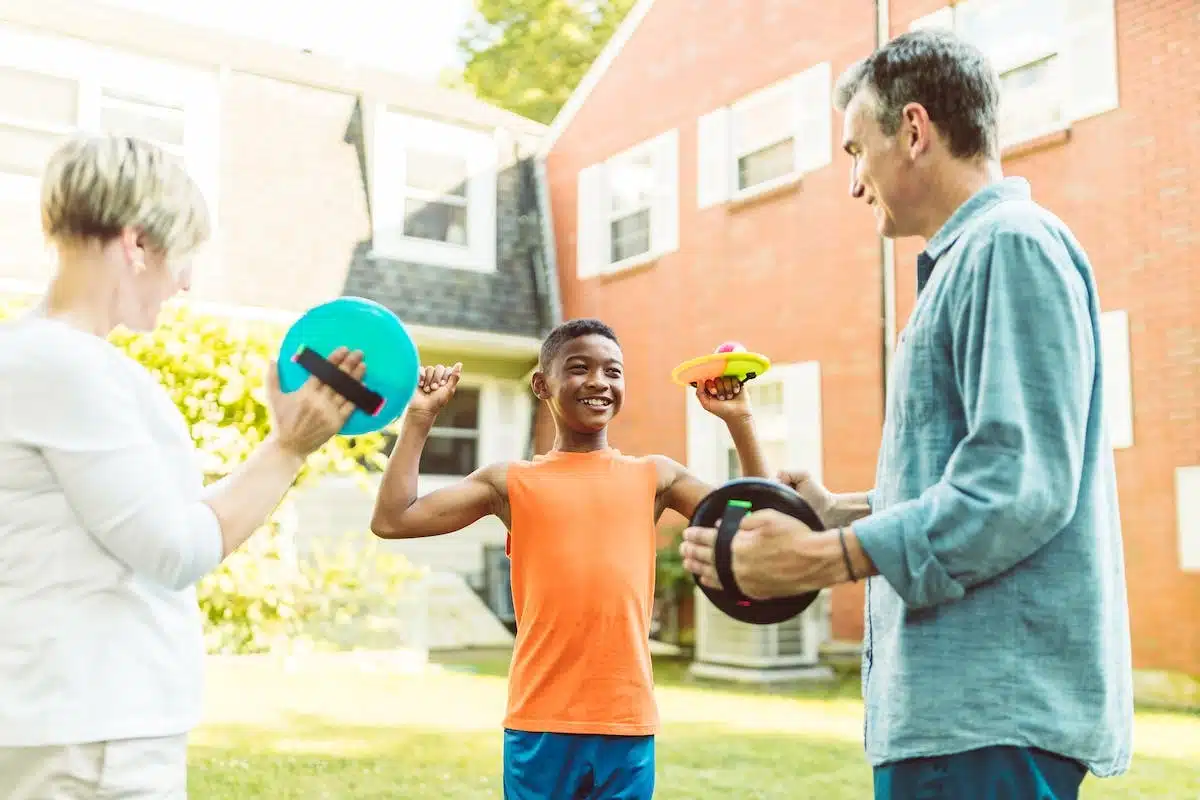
1, 296, 417, 654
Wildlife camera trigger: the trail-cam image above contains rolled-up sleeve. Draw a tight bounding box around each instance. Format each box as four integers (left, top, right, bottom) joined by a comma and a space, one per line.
854, 230, 1094, 609
8, 347, 224, 591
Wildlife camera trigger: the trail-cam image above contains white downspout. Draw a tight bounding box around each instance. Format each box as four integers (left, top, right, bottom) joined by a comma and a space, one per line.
876, 0, 897, 401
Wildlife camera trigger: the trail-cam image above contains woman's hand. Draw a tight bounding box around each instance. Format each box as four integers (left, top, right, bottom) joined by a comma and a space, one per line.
266, 347, 366, 458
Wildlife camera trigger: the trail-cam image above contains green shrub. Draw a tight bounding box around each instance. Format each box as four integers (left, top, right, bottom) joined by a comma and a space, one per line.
0, 295, 415, 655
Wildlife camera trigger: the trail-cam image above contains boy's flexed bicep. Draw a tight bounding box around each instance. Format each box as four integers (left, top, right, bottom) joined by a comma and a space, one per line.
651, 455, 714, 522
371, 462, 510, 539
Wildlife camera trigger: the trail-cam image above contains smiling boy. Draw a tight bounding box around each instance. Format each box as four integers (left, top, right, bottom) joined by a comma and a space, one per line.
370, 318, 768, 799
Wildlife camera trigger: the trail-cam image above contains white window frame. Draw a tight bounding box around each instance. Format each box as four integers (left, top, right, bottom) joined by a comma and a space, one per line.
909, 0, 1119, 152
684, 360, 823, 487
1177, 466, 1200, 573
371, 107, 499, 273
605, 137, 658, 269
575, 128, 679, 279
0, 23, 220, 221
728, 78, 802, 200
696, 61, 832, 209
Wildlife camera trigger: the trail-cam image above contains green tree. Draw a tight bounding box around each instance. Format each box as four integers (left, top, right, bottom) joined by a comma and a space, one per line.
455, 0, 637, 124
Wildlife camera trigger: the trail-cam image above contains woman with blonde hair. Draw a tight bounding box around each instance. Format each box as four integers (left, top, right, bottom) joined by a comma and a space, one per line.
0, 134, 363, 797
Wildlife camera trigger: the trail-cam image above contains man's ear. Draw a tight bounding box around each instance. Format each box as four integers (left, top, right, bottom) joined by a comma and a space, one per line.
900, 101, 934, 160
530, 370, 549, 401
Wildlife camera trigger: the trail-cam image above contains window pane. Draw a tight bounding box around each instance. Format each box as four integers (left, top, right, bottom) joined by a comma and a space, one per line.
610, 208, 651, 263
957, 0, 1060, 72
435, 386, 480, 431
737, 138, 795, 191
998, 56, 1066, 145
607, 152, 655, 216
746, 380, 784, 414
0, 123, 69, 177
100, 91, 186, 149
403, 197, 469, 245
0, 67, 78, 128
727, 440, 787, 479
405, 149, 468, 199
419, 435, 477, 476
733, 89, 793, 155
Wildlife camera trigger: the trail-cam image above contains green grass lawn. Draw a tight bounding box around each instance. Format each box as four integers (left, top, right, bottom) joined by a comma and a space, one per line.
189, 649, 1200, 799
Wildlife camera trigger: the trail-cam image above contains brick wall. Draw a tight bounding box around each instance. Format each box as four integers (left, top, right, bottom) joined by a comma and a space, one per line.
545, 0, 1199, 675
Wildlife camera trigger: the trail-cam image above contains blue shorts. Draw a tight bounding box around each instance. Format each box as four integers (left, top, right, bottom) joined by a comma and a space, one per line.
503, 728, 655, 799
874, 745, 1087, 800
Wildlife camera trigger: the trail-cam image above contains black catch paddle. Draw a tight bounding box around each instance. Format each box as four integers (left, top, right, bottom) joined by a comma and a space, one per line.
689, 477, 824, 625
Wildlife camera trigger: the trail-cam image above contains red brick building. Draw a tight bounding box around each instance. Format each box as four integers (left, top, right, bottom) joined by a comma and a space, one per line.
539, 0, 1199, 681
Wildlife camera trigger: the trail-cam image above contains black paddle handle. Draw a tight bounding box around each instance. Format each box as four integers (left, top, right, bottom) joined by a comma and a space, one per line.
714, 501, 752, 604
293, 346, 383, 414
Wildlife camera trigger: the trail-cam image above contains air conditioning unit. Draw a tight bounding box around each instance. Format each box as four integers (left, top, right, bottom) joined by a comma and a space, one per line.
690, 587, 834, 683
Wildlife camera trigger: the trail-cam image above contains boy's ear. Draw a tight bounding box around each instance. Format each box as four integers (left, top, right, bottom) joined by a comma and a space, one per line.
530, 370, 549, 400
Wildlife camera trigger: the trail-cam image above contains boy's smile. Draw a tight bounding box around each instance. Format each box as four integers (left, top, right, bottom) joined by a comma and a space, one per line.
544, 333, 625, 434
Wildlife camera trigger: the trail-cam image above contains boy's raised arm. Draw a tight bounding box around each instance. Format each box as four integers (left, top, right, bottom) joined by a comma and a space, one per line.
370, 364, 507, 540
655, 378, 771, 520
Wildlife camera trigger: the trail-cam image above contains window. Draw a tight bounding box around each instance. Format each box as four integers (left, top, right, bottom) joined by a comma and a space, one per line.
372, 109, 498, 272
358, 379, 532, 481
402, 148, 470, 246
576, 129, 678, 278
909, 0, 1119, 151
685, 362, 823, 487
696, 61, 832, 209
726, 381, 787, 477
732, 82, 797, 194
100, 89, 188, 155
419, 386, 481, 476
0, 24, 220, 271
0, 66, 77, 184
606, 146, 655, 263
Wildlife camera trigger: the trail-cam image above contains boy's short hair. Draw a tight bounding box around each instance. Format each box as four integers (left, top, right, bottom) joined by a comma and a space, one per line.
539, 318, 619, 371
40, 134, 211, 271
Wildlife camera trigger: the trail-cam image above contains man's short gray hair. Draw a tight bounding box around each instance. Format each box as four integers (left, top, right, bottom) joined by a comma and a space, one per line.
834, 28, 1001, 161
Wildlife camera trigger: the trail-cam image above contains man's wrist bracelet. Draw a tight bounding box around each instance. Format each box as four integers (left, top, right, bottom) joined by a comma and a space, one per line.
838, 527, 858, 583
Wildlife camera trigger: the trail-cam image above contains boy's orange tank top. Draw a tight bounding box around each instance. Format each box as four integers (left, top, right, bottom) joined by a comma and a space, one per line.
503, 447, 659, 737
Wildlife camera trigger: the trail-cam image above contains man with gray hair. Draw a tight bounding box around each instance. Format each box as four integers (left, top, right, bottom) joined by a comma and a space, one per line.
680, 28, 1134, 799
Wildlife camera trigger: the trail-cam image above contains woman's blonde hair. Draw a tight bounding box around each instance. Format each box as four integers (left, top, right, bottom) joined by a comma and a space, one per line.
40, 134, 211, 271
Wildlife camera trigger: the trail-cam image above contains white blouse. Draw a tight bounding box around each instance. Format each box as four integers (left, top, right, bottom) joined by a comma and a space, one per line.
0, 315, 224, 746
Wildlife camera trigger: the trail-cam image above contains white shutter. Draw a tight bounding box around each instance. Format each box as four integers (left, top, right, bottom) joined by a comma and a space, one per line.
650, 128, 680, 256
909, 6, 954, 32
468, 132, 500, 271
576, 163, 607, 279
697, 108, 731, 208
1099, 309, 1134, 449
779, 362, 824, 485
791, 62, 833, 176
480, 382, 534, 465
1177, 466, 1200, 572
1064, 0, 1119, 121
685, 390, 726, 484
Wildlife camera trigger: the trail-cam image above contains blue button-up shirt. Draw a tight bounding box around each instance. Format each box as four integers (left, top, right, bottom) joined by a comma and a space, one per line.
853, 178, 1134, 777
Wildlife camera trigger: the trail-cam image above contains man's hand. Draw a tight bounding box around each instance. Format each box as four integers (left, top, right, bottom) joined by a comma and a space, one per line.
680, 509, 840, 599
695, 376, 751, 422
